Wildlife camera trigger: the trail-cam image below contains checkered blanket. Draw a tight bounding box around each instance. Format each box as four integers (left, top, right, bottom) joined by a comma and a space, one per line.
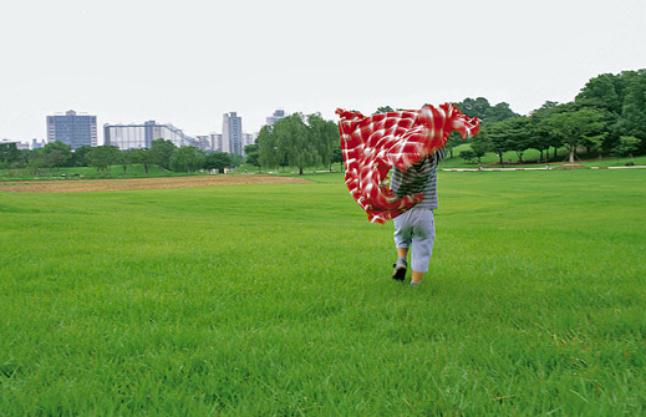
336, 103, 480, 223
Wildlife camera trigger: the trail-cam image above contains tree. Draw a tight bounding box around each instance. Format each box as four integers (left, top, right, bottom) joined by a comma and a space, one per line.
484, 119, 515, 164
485, 102, 518, 123
307, 113, 339, 171
71, 145, 93, 167
617, 70, 646, 153
170, 146, 205, 173
14, 149, 30, 169
86, 146, 120, 173
613, 136, 640, 158
505, 116, 532, 163
117, 150, 130, 175
529, 101, 560, 162
455, 97, 518, 126
581, 133, 606, 155
244, 143, 261, 171
204, 152, 232, 173
150, 139, 176, 170
274, 113, 319, 175
257, 113, 354, 173
120, 149, 146, 175
375, 105, 395, 113
128, 148, 153, 175
42, 141, 73, 168
459, 149, 477, 163
229, 154, 243, 168
574, 70, 646, 155
544, 107, 608, 163
257, 125, 280, 169
457, 97, 491, 120
27, 149, 46, 175
575, 73, 623, 114
0, 142, 19, 168
332, 148, 343, 169
445, 133, 462, 158
470, 137, 489, 164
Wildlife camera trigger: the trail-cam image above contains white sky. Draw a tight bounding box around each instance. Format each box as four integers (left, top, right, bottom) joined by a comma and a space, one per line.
1, 0, 645, 144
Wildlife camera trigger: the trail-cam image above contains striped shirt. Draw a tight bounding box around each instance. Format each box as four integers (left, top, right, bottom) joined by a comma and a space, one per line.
390, 149, 445, 210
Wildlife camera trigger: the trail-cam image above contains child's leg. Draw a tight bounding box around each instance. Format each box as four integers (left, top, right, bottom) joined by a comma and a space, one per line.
392, 211, 413, 280
393, 211, 413, 260
410, 209, 436, 284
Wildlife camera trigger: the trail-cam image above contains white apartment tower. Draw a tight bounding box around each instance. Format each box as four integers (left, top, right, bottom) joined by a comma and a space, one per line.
222, 112, 243, 155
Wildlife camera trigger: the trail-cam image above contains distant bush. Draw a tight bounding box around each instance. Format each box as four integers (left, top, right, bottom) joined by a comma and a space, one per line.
459, 149, 477, 162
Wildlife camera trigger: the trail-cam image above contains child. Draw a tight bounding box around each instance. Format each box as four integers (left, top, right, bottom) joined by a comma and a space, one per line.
391, 148, 445, 286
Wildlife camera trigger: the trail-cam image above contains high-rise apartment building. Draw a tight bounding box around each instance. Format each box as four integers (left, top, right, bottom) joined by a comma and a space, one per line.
209, 133, 224, 152
266, 109, 285, 126
103, 120, 196, 150
46, 110, 97, 149
242, 133, 256, 147
222, 112, 243, 155
240, 133, 257, 156
195, 135, 212, 152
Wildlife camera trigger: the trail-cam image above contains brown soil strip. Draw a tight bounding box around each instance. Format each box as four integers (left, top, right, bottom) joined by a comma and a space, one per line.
0, 175, 308, 193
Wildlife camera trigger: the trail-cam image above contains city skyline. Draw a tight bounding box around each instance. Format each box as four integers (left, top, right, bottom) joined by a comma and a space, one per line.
3, 108, 282, 149
1, 1, 645, 142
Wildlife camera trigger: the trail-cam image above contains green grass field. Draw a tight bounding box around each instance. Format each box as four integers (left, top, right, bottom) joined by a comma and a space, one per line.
1, 170, 645, 416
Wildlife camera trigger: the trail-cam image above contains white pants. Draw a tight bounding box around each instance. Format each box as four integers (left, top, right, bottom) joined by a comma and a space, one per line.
393, 207, 435, 273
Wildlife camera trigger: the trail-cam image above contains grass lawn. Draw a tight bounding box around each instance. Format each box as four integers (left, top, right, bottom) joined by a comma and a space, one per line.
1, 170, 644, 416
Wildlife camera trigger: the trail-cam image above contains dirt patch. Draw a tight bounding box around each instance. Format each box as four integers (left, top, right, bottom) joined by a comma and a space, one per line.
0, 175, 308, 193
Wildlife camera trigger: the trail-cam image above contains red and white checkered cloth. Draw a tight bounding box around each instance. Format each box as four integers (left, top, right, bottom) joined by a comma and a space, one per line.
336, 103, 480, 224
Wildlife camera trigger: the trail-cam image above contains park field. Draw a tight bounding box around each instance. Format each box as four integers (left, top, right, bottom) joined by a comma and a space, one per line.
1, 170, 645, 416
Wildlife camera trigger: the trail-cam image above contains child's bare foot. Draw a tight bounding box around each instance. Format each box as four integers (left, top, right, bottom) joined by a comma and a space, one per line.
410, 271, 424, 286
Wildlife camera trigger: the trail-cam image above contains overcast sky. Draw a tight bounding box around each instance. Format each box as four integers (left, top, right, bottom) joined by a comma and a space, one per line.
1, 0, 645, 144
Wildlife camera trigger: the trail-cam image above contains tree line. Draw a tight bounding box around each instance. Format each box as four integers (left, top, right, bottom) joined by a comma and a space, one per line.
453, 69, 646, 164
254, 68, 646, 172
360, 69, 646, 166
0, 139, 242, 175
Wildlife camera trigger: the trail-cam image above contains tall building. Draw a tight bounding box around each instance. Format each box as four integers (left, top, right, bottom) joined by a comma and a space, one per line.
103, 120, 196, 150
243, 132, 256, 147
239, 133, 258, 156
209, 133, 223, 152
266, 109, 285, 126
195, 135, 211, 151
46, 110, 97, 149
222, 112, 243, 155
